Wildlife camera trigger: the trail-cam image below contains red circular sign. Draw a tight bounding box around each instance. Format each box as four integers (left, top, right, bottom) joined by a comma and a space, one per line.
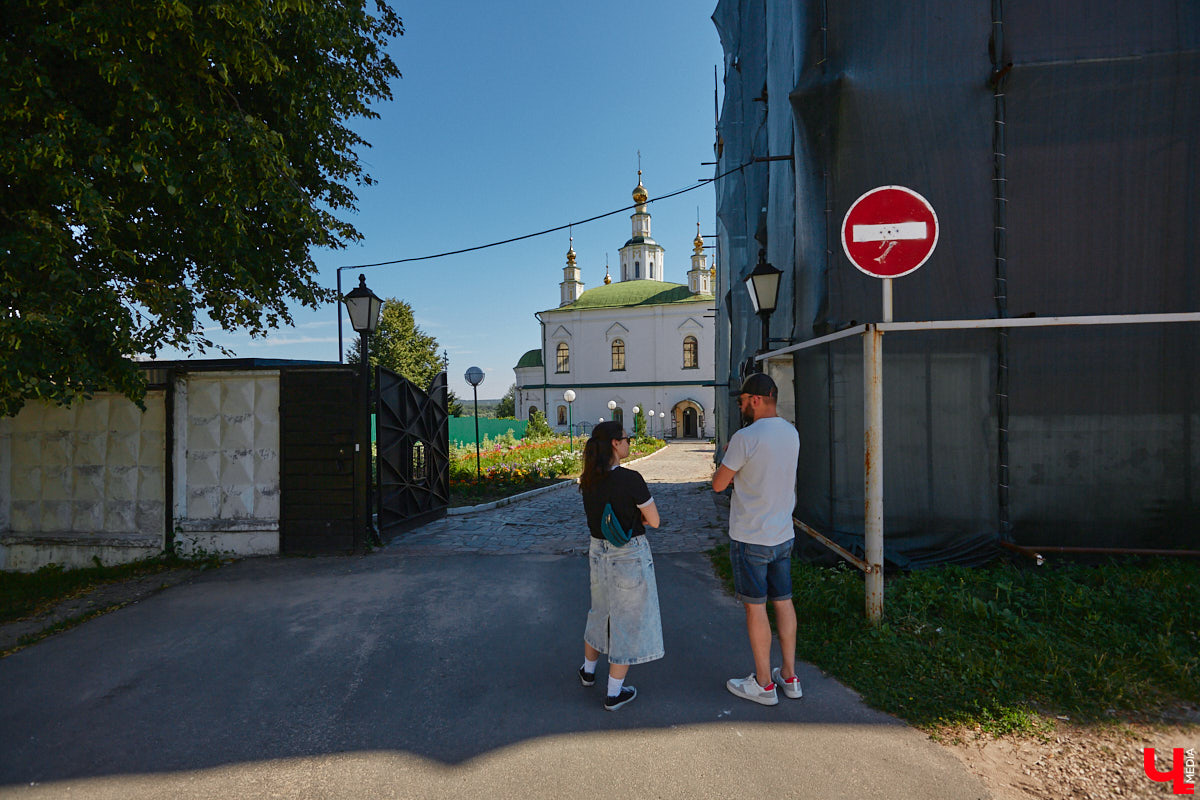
841, 186, 939, 278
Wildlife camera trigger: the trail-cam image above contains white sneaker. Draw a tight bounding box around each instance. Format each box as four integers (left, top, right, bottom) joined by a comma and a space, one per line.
772, 667, 803, 699
726, 673, 778, 706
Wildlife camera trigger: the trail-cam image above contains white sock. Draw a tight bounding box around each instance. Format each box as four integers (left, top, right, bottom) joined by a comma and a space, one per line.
582, 657, 598, 674
607, 675, 625, 697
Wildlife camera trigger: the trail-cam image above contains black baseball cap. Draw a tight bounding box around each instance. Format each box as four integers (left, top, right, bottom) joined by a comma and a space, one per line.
731, 372, 777, 398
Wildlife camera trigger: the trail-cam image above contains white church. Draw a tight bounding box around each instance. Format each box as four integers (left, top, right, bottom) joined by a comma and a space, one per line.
514, 172, 716, 439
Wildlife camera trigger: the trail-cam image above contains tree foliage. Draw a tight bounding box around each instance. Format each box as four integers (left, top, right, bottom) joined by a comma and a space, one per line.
495, 383, 516, 419
1, 0, 403, 416
345, 296, 461, 414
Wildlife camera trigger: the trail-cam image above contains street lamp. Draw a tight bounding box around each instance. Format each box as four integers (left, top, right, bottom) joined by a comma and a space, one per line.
745, 248, 783, 353
607, 399, 617, 427
564, 389, 576, 451
342, 274, 383, 545
647, 409, 655, 439
632, 405, 640, 438
465, 366, 485, 481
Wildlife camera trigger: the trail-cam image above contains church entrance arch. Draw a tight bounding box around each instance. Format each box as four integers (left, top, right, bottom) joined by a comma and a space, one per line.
672, 399, 705, 439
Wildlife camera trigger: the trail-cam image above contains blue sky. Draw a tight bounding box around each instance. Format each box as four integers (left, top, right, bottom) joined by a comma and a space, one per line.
160, 1, 724, 400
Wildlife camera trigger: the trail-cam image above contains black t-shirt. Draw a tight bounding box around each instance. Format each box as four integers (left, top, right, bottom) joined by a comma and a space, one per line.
582, 466, 653, 540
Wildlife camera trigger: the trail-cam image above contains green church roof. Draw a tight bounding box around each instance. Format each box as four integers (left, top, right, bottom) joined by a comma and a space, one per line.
552, 280, 714, 312
516, 348, 543, 368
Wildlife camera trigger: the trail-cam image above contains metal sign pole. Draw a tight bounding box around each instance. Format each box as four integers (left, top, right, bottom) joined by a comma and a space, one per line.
864, 324, 884, 623
473, 384, 481, 482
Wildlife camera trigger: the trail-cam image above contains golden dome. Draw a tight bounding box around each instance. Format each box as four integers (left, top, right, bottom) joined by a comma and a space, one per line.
693, 223, 704, 255
632, 170, 648, 205
566, 235, 576, 266
604, 262, 612, 285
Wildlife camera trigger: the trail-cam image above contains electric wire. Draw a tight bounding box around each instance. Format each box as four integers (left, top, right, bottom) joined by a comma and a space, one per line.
334, 160, 752, 273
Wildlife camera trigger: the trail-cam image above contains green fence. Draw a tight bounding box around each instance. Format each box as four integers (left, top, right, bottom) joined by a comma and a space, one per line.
448, 417, 527, 446
371, 415, 525, 445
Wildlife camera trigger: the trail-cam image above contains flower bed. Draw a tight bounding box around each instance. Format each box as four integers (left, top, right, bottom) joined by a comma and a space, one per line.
449, 435, 663, 507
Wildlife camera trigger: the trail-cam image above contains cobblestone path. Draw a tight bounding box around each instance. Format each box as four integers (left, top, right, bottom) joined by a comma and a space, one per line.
388, 441, 727, 555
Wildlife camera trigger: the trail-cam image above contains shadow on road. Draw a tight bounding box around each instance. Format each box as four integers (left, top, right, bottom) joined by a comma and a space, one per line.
0, 552, 899, 784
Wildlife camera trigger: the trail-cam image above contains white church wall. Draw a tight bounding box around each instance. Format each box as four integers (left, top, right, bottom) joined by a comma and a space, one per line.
530, 301, 715, 437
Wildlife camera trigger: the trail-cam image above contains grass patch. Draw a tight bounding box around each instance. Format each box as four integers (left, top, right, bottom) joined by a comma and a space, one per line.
710, 546, 1200, 735
0, 552, 223, 625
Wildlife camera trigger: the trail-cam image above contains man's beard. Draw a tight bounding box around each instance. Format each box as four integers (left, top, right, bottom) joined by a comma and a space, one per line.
740, 407, 754, 427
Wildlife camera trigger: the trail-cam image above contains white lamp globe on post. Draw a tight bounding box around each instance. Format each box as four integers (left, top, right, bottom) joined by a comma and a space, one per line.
607, 400, 617, 428
563, 389, 576, 451
464, 366, 485, 481
342, 273, 384, 547
632, 406, 640, 438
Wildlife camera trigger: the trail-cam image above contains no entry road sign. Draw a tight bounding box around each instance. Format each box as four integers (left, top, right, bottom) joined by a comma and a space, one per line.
841, 186, 939, 278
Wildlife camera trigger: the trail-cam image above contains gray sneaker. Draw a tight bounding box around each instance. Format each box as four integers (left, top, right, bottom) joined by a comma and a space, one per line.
726, 673, 778, 706
771, 667, 803, 699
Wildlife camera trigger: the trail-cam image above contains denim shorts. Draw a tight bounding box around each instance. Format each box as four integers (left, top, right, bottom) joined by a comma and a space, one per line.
730, 538, 794, 604
584, 536, 665, 666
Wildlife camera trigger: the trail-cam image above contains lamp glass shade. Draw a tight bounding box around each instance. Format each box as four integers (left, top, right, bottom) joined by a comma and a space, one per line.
563, 390, 576, 402
464, 366, 485, 386
344, 274, 384, 334
744, 251, 783, 315
607, 400, 616, 410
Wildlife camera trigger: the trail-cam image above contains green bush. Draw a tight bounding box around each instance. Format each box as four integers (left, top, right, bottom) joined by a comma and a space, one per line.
525, 409, 553, 441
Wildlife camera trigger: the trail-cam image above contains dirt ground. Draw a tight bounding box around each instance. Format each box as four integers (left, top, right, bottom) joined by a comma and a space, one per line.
3, 572, 1197, 799
0, 567, 199, 655
941, 707, 1199, 799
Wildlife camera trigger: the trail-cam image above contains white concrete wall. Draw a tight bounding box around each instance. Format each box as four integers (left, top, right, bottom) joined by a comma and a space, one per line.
173, 372, 280, 558
0, 392, 166, 571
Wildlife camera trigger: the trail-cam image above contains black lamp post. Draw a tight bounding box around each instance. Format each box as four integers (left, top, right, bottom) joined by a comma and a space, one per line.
343, 274, 383, 543
745, 248, 783, 354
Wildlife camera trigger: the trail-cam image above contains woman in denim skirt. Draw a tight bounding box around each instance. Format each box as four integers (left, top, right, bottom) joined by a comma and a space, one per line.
577, 421, 663, 711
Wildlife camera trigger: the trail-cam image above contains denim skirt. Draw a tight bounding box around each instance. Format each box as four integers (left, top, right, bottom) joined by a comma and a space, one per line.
583, 536, 665, 666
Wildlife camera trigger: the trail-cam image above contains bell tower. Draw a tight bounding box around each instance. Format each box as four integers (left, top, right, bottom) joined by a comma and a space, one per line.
559, 235, 584, 306
687, 223, 711, 294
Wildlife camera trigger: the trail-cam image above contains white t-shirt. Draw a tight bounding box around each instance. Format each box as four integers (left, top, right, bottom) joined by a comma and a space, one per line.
720, 415, 800, 546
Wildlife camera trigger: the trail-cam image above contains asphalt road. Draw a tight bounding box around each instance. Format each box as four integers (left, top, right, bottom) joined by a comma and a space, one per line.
0, 444, 989, 799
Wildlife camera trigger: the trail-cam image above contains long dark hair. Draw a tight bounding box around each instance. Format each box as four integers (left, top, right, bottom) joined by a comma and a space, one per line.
579, 421, 625, 494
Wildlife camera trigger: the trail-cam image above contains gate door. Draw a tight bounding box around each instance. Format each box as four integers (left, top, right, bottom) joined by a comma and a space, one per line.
376, 367, 450, 541
279, 366, 364, 554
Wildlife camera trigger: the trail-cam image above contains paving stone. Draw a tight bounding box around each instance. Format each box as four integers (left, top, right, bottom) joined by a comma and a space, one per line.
389, 441, 727, 556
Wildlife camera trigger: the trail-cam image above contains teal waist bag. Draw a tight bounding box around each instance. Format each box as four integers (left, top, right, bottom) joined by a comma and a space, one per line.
600, 502, 633, 547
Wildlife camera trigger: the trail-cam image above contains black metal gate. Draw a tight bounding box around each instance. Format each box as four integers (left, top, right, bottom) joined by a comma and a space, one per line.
376, 367, 450, 541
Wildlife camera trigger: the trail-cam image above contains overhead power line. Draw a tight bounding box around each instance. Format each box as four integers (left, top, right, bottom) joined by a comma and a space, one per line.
334, 160, 751, 273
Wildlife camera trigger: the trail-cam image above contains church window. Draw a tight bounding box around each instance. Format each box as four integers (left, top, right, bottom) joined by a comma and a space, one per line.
611, 339, 625, 371
613, 407, 624, 425
557, 405, 567, 425
683, 336, 698, 369
556, 342, 569, 373
528, 406, 539, 421
634, 261, 640, 278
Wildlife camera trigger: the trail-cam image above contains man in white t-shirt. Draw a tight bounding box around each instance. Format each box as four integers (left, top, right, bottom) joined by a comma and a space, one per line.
712, 372, 801, 706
